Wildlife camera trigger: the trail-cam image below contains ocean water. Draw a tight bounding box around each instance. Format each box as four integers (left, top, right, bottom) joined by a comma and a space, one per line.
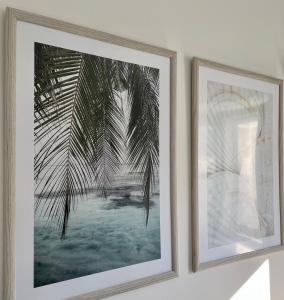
34, 181, 161, 288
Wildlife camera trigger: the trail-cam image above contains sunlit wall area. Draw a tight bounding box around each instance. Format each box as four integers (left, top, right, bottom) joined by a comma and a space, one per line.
231, 260, 270, 300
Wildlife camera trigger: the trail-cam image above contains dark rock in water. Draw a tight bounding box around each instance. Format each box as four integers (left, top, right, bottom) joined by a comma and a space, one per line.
86, 243, 101, 251
59, 242, 79, 251
103, 197, 155, 210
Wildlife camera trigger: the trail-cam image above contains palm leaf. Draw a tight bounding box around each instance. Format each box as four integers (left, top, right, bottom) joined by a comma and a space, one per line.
34, 43, 125, 238
126, 65, 159, 225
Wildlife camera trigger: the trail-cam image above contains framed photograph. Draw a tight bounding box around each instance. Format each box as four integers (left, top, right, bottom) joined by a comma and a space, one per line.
191, 57, 284, 271
4, 7, 177, 300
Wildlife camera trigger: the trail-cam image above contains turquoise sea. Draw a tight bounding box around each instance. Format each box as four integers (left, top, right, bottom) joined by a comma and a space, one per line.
34, 179, 161, 287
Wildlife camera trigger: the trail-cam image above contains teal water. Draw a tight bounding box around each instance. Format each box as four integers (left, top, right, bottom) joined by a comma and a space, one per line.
34, 184, 161, 287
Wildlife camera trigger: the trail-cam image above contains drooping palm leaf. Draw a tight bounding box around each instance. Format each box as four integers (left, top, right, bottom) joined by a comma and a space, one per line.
34, 43, 124, 238
126, 65, 159, 225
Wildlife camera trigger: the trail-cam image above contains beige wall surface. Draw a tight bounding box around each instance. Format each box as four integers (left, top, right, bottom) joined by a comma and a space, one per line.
1, 0, 284, 299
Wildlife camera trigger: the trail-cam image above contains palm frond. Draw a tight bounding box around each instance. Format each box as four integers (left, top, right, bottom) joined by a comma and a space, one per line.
126, 65, 159, 225
34, 43, 125, 238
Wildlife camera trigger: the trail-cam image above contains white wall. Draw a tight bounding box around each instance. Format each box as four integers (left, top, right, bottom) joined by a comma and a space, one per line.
1, 0, 284, 299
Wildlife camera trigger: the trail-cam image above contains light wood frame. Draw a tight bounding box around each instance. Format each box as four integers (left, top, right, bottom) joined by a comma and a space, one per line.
3, 7, 178, 300
191, 57, 284, 272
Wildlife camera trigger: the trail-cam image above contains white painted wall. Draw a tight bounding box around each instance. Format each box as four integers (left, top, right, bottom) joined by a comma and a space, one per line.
1, 0, 284, 299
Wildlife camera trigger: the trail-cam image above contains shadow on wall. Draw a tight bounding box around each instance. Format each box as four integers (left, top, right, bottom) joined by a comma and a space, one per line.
187, 258, 272, 300
230, 260, 270, 300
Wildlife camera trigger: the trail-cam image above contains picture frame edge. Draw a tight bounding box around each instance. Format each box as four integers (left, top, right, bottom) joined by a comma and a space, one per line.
197, 244, 284, 272
191, 57, 200, 273
191, 56, 284, 272
3, 6, 17, 300
4, 6, 178, 300
169, 52, 179, 276
65, 271, 178, 300
7, 7, 177, 59
192, 56, 283, 85
278, 80, 284, 248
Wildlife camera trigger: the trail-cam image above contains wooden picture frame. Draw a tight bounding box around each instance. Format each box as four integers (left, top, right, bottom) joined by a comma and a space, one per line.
4, 7, 178, 300
191, 57, 284, 271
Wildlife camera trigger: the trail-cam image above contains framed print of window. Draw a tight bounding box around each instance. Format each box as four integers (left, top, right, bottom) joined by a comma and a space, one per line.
3, 7, 177, 300
191, 57, 284, 271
